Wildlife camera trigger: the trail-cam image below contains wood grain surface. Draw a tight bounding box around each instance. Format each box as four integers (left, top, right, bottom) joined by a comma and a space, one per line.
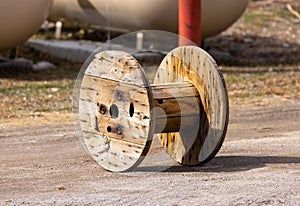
154, 46, 229, 165
79, 51, 153, 172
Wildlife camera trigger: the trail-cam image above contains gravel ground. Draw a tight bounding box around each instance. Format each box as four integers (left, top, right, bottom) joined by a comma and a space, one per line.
0, 103, 299, 206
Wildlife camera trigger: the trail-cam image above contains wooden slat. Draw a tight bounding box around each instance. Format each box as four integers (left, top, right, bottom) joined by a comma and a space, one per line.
85, 51, 149, 87
153, 93, 201, 118
154, 115, 200, 133
150, 82, 201, 133
151, 82, 199, 98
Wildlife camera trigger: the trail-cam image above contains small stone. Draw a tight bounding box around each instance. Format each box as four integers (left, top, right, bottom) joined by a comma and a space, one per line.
57, 185, 66, 190
209, 176, 216, 181
51, 87, 59, 92
33, 61, 57, 71
282, 43, 290, 48
243, 37, 253, 43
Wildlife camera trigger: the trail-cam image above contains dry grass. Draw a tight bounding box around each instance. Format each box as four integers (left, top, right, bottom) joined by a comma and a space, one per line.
1, 0, 300, 123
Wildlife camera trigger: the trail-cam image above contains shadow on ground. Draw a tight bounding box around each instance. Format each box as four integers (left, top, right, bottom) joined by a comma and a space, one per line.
134, 155, 300, 173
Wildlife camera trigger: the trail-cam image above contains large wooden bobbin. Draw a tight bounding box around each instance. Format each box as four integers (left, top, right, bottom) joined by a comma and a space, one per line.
78, 46, 229, 172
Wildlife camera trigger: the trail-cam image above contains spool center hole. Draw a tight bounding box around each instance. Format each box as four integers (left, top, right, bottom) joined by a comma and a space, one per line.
109, 104, 119, 118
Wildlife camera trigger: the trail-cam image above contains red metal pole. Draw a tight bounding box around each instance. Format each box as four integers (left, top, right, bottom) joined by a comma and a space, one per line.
178, 0, 201, 47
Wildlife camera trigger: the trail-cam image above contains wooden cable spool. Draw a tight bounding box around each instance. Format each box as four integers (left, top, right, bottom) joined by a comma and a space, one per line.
78, 46, 229, 172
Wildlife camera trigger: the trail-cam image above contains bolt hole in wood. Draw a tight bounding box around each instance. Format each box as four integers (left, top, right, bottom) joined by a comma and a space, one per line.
157, 99, 164, 104
117, 126, 123, 134
109, 104, 119, 118
107, 126, 112, 133
129, 102, 134, 117
99, 104, 107, 114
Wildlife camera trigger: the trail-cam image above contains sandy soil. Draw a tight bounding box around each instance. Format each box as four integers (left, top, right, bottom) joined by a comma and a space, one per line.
1, 103, 299, 206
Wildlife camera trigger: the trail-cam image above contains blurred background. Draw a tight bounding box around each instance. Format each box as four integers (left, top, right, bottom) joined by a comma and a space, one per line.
0, 0, 299, 123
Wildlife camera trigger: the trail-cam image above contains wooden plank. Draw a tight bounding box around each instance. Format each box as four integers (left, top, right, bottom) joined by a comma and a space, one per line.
151, 82, 199, 98
154, 115, 200, 133
85, 51, 149, 87
153, 94, 201, 118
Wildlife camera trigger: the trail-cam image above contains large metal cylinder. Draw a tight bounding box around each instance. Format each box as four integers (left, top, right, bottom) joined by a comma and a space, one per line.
0, 0, 53, 51
49, 0, 249, 38
178, 0, 201, 46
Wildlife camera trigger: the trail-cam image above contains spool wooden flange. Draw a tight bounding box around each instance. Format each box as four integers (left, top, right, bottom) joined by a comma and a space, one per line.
154, 46, 229, 165
79, 50, 154, 172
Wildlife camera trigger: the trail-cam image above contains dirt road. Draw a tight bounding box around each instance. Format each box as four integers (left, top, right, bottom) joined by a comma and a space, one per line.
1, 103, 299, 206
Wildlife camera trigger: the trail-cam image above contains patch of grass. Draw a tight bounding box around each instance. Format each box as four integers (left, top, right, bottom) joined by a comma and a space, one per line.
241, 12, 273, 27
275, 10, 295, 19
223, 66, 300, 107
0, 79, 75, 118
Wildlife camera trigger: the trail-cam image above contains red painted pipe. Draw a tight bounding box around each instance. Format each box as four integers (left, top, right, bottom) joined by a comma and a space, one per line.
178, 0, 201, 46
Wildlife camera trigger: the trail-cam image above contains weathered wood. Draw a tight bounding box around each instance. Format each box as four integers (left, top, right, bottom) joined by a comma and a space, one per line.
82, 131, 150, 172
78, 48, 228, 171
80, 76, 151, 145
154, 46, 229, 165
85, 51, 149, 86
79, 50, 153, 172
154, 115, 200, 133
151, 82, 201, 133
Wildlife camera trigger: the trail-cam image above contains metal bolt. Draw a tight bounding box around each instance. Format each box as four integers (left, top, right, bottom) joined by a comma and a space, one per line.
116, 91, 123, 100
99, 104, 107, 114
117, 127, 123, 135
